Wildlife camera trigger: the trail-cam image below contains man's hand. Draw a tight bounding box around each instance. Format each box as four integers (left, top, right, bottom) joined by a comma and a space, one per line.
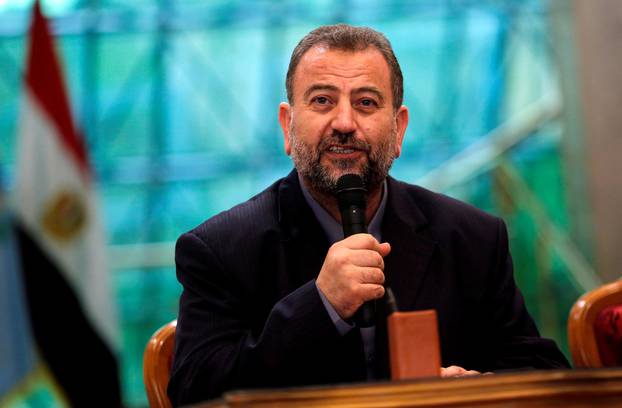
441, 366, 488, 377
316, 233, 391, 320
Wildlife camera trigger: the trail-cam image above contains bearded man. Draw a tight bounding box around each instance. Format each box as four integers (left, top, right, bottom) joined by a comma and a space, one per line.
168, 24, 569, 406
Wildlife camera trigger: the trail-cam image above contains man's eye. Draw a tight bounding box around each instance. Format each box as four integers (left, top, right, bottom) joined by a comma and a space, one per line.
359, 99, 377, 107
313, 96, 330, 105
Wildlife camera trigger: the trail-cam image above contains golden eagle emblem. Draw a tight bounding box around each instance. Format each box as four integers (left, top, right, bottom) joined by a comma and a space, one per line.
41, 190, 87, 241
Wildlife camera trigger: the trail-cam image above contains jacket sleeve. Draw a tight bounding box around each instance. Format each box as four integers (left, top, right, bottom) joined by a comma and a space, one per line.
166, 231, 341, 406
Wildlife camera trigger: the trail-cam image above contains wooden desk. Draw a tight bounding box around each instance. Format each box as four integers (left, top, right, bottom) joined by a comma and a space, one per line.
197, 368, 622, 407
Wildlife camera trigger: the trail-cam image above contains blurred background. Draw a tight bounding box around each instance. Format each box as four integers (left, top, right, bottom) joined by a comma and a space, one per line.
1, 0, 621, 406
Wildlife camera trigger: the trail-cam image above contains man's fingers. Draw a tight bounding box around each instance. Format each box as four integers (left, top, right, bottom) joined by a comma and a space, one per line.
440, 366, 464, 377
342, 234, 391, 256
441, 366, 482, 378
348, 249, 385, 270
359, 283, 385, 301
358, 267, 385, 285
378, 242, 391, 257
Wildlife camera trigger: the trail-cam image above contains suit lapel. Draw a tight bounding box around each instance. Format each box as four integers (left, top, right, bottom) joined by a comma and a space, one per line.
382, 177, 437, 311
277, 170, 329, 291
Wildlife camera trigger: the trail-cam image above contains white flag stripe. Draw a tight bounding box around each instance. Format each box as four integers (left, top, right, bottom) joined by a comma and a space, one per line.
15, 90, 117, 350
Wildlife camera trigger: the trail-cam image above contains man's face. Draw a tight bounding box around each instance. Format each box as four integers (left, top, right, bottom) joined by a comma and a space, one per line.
279, 45, 409, 195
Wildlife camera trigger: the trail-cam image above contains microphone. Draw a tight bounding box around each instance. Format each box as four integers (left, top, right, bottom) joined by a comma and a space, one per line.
335, 174, 376, 327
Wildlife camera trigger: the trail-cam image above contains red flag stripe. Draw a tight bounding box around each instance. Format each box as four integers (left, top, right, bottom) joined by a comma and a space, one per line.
25, 1, 90, 178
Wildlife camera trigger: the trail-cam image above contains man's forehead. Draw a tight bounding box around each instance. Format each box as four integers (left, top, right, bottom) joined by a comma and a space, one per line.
298, 44, 386, 69
293, 45, 392, 93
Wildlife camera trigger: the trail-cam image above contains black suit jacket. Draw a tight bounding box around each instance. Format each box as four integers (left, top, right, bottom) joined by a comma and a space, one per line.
168, 170, 569, 406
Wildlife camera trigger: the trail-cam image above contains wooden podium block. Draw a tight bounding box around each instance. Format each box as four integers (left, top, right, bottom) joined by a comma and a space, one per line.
387, 309, 441, 380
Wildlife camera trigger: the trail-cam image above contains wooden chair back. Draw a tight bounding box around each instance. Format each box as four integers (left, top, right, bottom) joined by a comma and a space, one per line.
568, 280, 622, 367
144, 320, 177, 408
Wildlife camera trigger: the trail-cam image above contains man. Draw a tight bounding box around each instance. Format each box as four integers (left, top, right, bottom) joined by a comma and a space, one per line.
168, 24, 569, 406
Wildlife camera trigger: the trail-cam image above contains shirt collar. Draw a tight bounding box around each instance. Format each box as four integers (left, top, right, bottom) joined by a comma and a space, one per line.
298, 173, 388, 245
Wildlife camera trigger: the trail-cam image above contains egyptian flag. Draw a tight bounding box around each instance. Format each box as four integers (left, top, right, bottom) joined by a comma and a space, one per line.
13, 2, 122, 406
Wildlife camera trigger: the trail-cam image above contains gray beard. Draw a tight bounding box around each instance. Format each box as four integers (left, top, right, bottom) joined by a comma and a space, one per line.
289, 127, 396, 196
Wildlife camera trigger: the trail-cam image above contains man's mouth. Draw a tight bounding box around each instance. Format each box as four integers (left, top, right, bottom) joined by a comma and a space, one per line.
327, 145, 358, 154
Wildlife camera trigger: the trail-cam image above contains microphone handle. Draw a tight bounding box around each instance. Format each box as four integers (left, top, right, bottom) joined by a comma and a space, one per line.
354, 300, 376, 328
341, 204, 366, 236
341, 205, 376, 328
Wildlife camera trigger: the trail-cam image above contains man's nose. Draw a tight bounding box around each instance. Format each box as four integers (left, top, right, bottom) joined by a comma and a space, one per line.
331, 101, 356, 134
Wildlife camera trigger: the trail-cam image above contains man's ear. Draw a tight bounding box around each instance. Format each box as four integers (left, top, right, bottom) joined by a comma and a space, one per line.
394, 106, 409, 158
278, 102, 292, 155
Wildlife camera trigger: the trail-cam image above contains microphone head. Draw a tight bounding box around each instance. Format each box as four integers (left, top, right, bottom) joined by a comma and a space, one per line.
335, 174, 367, 212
